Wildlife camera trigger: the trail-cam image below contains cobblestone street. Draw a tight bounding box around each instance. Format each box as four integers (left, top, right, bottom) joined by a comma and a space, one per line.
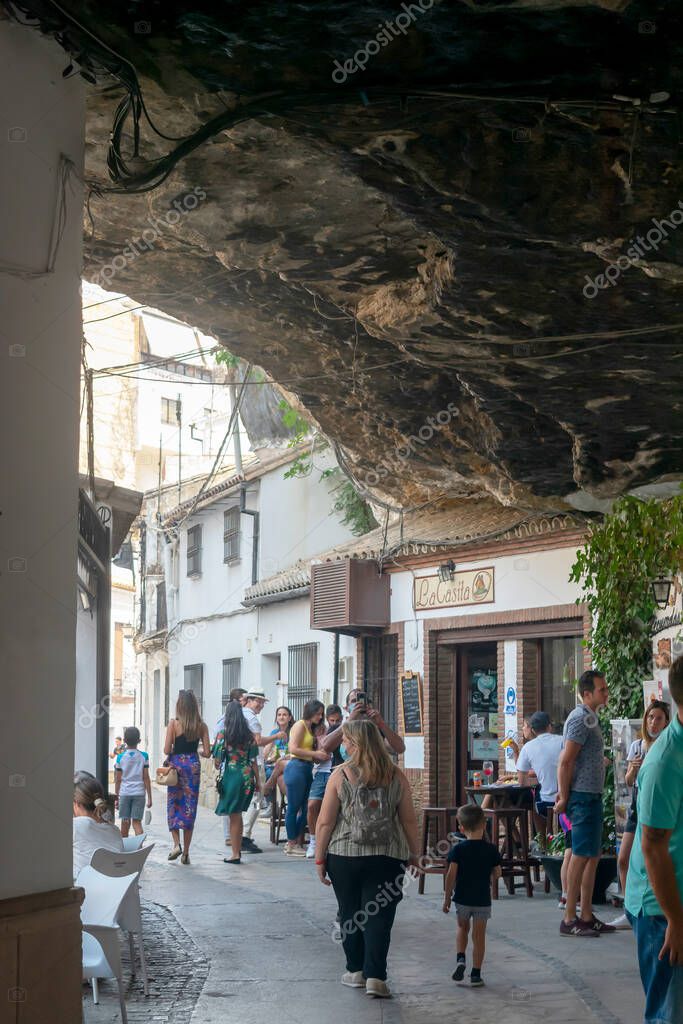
84, 795, 646, 1024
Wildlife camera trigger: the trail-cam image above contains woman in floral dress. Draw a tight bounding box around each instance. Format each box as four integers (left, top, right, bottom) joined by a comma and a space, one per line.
214, 700, 260, 864
164, 689, 211, 865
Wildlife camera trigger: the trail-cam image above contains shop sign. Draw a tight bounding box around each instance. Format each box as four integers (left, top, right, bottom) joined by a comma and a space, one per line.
504, 685, 517, 716
413, 567, 494, 611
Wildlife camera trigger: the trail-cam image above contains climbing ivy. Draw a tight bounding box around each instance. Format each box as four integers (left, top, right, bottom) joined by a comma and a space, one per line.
570, 493, 683, 720
328, 472, 378, 537
571, 492, 683, 851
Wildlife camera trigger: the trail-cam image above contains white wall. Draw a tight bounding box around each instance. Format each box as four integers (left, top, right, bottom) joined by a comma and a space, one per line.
259, 451, 356, 576
0, 23, 84, 898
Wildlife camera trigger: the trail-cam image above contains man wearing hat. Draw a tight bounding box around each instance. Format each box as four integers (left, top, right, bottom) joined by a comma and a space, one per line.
516, 710, 564, 828
241, 689, 286, 853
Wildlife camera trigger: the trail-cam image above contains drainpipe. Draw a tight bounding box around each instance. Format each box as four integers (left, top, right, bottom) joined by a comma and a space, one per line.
333, 632, 340, 705
240, 484, 259, 586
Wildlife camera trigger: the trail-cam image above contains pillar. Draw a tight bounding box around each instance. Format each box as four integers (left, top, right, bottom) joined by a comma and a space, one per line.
0, 17, 85, 1022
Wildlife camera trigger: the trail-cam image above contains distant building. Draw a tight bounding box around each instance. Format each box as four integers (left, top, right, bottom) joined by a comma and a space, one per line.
135, 446, 357, 799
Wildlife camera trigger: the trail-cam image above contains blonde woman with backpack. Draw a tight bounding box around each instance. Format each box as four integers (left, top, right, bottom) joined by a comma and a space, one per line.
315, 718, 421, 999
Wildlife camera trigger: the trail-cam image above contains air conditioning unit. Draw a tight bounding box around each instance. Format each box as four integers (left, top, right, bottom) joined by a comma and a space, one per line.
310, 558, 390, 635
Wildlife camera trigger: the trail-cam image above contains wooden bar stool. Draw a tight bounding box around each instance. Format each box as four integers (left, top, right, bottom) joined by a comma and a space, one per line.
484, 807, 534, 898
270, 793, 287, 845
418, 806, 459, 894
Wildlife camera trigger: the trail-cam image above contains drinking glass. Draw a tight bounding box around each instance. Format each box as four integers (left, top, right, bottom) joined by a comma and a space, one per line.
483, 760, 494, 785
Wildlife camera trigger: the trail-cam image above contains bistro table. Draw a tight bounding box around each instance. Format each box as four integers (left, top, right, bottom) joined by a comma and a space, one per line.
464, 783, 536, 809
464, 783, 539, 897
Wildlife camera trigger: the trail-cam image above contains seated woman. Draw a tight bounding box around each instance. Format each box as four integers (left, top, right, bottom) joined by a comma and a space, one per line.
73, 772, 123, 877
263, 706, 295, 799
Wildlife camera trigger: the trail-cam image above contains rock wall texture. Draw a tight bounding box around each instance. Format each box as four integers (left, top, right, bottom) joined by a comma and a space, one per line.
17, 1, 683, 509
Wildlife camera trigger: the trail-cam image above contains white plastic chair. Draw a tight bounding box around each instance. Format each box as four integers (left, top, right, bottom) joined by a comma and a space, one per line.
78, 868, 137, 1022
89, 845, 155, 995
82, 924, 129, 1024
122, 833, 146, 852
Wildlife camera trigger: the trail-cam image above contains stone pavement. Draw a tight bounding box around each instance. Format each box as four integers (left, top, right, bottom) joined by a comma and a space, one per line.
84, 792, 645, 1024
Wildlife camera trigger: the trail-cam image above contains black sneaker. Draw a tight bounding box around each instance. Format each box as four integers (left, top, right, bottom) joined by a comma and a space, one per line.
470, 975, 484, 987
451, 963, 466, 983
241, 837, 262, 853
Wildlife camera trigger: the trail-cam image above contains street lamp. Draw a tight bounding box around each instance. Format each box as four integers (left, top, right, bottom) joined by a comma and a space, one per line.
651, 575, 673, 609
438, 559, 456, 583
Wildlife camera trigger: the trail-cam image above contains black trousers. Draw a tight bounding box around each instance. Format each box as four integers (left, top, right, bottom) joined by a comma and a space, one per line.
327, 853, 405, 981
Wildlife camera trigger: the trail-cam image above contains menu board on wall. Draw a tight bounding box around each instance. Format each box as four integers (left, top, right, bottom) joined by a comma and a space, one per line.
399, 671, 424, 736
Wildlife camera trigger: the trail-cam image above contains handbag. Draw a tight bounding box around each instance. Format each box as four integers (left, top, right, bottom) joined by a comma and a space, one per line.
156, 765, 178, 786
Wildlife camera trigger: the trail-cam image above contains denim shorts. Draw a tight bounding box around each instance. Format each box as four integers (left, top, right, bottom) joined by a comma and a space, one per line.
308, 770, 331, 801
455, 904, 491, 922
627, 910, 683, 1024
119, 794, 146, 820
568, 791, 603, 857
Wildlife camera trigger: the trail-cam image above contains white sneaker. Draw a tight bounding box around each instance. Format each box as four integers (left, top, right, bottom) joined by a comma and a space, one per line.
365, 978, 391, 998
341, 971, 365, 988
306, 839, 317, 859
609, 913, 632, 930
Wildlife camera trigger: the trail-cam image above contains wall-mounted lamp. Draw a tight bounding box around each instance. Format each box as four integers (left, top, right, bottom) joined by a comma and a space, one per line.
438, 559, 457, 583
651, 575, 673, 609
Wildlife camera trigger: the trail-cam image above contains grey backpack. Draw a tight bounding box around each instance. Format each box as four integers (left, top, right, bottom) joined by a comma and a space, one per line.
346, 768, 395, 846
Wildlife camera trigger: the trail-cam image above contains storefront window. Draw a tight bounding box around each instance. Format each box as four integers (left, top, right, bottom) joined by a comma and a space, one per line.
540, 636, 583, 729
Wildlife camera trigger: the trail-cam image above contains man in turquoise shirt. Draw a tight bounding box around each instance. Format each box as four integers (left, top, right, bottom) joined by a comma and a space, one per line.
626, 655, 683, 1024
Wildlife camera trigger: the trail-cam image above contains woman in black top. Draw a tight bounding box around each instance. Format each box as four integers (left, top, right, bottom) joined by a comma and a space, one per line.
163, 690, 211, 863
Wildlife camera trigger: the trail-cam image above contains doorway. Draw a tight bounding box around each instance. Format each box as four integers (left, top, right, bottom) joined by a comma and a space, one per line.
455, 643, 499, 803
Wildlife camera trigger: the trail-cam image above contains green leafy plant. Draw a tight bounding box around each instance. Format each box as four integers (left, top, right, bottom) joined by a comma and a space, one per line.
570, 494, 683, 719
570, 493, 683, 850
329, 474, 378, 536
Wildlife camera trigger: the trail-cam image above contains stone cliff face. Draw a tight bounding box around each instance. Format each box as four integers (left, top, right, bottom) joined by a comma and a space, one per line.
20, 0, 683, 509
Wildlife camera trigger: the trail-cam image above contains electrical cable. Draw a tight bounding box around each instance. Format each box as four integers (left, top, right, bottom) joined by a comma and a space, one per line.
170, 366, 253, 533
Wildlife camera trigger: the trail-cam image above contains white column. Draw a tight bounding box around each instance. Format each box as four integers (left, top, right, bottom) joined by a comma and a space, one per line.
0, 20, 84, 899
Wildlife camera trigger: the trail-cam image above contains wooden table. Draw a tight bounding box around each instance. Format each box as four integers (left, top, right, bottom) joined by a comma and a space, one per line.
464, 783, 536, 809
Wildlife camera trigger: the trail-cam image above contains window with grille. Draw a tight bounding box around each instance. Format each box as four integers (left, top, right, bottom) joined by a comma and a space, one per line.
363, 634, 398, 731
186, 524, 202, 576
287, 643, 318, 720
222, 658, 242, 711
161, 397, 179, 424
223, 507, 241, 563
184, 664, 203, 711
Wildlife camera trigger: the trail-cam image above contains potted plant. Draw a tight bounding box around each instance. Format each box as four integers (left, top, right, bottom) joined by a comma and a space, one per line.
538, 826, 617, 904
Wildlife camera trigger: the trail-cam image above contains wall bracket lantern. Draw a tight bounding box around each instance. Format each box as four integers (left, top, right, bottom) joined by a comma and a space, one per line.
437, 559, 457, 583
651, 575, 673, 609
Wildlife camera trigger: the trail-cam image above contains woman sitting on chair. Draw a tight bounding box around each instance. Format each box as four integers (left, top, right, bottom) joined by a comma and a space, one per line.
73, 772, 123, 877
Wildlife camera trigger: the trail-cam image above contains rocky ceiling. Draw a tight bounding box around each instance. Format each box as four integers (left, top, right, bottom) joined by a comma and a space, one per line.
16, 0, 683, 511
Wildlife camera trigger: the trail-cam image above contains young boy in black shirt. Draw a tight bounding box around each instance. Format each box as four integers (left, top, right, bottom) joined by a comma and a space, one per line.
442, 803, 501, 986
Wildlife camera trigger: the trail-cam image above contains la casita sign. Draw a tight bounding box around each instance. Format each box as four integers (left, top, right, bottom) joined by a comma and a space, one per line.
413, 567, 495, 611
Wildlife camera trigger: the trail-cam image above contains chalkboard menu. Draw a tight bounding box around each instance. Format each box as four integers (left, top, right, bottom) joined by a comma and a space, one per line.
400, 672, 423, 736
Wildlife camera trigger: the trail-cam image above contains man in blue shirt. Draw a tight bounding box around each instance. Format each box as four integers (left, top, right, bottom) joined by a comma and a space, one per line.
626, 655, 683, 1024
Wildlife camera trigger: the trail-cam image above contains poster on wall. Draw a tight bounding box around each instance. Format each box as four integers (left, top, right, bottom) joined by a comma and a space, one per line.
471, 736, 499, 760
612, 718, 642, 846
471, 669, 498, 711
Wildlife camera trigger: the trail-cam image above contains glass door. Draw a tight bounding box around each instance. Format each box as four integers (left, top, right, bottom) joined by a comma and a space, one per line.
460, 643, 499, 790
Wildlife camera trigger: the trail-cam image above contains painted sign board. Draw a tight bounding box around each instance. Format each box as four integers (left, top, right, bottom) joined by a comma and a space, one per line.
413, 567, 495, 611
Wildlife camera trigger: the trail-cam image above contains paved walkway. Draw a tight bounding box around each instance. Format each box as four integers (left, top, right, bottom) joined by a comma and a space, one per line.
84, 794, 645, 1024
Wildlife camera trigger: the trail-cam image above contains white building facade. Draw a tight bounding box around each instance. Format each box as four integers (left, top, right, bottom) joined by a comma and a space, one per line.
137, 448, 357, 784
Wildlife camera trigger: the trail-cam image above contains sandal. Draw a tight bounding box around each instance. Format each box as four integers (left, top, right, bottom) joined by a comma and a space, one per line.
168, 846, 182, 861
